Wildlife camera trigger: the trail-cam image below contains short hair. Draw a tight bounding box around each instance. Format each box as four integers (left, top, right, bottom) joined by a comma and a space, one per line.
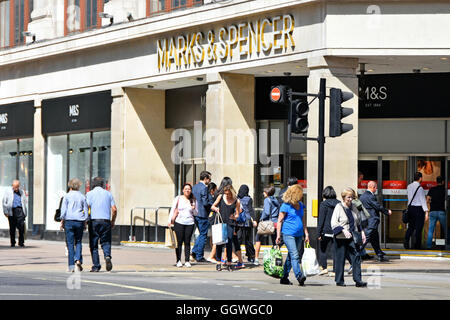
282, 184, 303, 206
68, 178, 82, 191
436, 176, 443, 184
92, 177, 105, 189
264, 186, 275, 197
367, 181, 377, 189
341, 187, 356, 200
287, 177, 298, 187
322, 186, 336, 199
199, 171, 211, 181
414, 172, 422, 181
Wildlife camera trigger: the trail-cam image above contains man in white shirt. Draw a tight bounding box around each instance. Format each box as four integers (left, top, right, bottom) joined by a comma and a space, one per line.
404, 172, 429, 249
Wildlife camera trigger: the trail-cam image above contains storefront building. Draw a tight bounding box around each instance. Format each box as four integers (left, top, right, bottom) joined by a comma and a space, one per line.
1, 0, 450, 248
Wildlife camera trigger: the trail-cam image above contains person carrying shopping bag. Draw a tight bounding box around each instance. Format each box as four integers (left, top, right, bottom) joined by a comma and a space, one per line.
331, 187, 367, 288
276, 184, 309, 286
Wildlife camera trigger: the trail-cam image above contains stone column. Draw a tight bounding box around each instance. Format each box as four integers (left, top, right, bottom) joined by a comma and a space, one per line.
205, 73, 256, 195
33, 97, 45, 226
306, 56, 359, 228
110, 88, 125, 223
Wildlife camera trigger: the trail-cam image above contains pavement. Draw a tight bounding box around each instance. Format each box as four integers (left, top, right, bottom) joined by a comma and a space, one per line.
1, 237, 450, 274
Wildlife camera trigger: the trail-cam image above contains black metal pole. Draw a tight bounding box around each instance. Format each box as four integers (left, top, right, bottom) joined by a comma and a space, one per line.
317, 78, 326, 208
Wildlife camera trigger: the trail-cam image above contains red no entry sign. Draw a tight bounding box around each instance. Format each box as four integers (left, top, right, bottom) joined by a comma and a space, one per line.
270, 87, 282, 103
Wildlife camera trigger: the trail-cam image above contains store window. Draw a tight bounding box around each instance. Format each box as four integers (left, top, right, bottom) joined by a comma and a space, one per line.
0, 138, 33, 229
146, 0, 202, 16
0, 0, 33, 49
65, 0, 104, 34
46, 131, 110, 230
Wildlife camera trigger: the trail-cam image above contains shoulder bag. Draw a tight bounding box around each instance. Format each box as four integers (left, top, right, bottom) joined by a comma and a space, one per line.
402, 186, 420, 224
340, 203, 363, 249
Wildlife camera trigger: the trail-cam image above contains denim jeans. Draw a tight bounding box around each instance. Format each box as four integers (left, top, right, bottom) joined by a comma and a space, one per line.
65, 220, 85, 270
192, 216, 210, 260
89, 220, 112, 269
427, 211, 446, 249
282, 234, 304, 280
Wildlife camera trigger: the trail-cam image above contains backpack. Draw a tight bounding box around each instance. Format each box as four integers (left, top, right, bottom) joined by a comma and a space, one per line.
263, 246, 284, 278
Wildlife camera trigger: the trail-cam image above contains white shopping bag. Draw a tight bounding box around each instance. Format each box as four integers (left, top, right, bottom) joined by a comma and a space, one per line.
301, 242, 320, 276
212, 214, 228, 245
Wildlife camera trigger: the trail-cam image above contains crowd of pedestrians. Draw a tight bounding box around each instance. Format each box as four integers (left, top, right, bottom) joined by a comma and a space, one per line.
1, 169, 439, 288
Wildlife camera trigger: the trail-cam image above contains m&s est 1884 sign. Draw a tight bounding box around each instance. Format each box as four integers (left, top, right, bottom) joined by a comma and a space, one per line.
157, 15, 296, 71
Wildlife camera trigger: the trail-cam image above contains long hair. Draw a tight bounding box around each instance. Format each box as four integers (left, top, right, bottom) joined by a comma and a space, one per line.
282, 184, 303, 206
223, 184, 237, 201
182, 183, 196, 203
215, 177, 233, 197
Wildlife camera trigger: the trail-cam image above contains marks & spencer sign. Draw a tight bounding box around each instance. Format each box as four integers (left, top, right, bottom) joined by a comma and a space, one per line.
42, 91, 112, 135
0, 101, 34, 139
157, 15, 296, 71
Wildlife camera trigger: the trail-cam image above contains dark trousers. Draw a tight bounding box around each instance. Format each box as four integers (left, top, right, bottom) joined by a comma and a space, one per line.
216, 224, 240, 263
361, 219, 383, 256
173, 222, 195, 262
236, 226, 255, 259
88, 220, 112, 269
334, 238, 362, 285
317, 236, 334, 269
405, 206, 426, 249
8, 208, 25, 246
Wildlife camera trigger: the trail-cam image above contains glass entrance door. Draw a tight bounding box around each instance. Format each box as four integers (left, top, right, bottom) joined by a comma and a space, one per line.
177, 158, 206, 195
359, 157, 409, 245
382, 158, 408, 244
416, 156, 447, 249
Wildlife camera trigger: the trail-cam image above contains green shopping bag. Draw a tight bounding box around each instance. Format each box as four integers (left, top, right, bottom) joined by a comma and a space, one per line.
263, 245, 284, 278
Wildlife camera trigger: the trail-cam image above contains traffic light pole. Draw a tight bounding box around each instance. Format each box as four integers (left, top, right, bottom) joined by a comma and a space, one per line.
290, 79, 326, 207
317, 78, 326, 209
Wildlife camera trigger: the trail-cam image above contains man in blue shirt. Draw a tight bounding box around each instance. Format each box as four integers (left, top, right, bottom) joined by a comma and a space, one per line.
86, 177, 117, 272
191, 171, 213, 263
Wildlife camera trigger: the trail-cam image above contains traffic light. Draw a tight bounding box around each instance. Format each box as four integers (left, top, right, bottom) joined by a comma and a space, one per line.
269, 85, 290, 104
290, 99, 309, 134
329, 88, 354, 137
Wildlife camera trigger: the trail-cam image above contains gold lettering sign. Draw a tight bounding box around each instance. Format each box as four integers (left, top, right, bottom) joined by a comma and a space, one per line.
157, 15, 296, 71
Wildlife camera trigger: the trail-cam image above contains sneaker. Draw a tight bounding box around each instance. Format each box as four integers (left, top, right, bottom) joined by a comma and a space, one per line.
328, 271, 335, 277
90, 267, 101, 272
195, 258, 207, 263
232, 258, 239, 263
176, 261, 183, 268
105, 256, 113, 272
235, 262, 245, 269
185, 262, 192, 268
253, 259, 260, 266
207, 257, 218, 264
75, 261, 83, 272
319, 268, 328, 276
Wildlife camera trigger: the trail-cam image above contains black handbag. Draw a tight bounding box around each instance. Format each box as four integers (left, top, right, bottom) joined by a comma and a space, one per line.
54, 197, 64, 222
402, 186, 420, 224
